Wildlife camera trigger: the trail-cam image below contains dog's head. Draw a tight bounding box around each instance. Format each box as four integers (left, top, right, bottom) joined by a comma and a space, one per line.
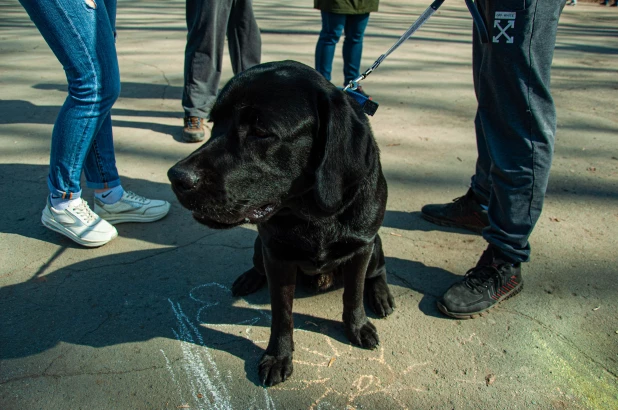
168, 60, 378, 229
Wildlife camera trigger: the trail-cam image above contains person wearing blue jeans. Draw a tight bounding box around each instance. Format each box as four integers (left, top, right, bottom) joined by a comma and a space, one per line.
19, 0, 170, 248
420, 0, 565, 318
314, 0, 378, 97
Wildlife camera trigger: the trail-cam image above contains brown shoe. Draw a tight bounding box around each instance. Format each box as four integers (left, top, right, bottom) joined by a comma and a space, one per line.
182, 116, 206, 143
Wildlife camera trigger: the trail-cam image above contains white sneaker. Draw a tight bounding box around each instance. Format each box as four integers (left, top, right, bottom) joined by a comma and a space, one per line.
94, 190, 170, 224
41, 197, 118, 247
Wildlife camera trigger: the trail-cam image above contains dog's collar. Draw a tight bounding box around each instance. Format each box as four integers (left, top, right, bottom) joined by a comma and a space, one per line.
343, 88, 379, 116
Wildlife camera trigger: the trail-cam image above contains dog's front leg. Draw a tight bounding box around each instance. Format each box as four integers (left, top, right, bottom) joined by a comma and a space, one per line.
259, 248, 296, 387
342, 245, 379, 349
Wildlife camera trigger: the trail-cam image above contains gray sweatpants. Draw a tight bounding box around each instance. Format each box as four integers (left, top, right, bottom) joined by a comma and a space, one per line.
470, 0, 565, 262
182, 0, 261, 118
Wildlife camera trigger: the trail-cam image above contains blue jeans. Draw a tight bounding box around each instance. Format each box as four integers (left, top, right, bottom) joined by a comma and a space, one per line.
470, 0, 564, 262
315, 11, 370, 86
19, 0, 121, 201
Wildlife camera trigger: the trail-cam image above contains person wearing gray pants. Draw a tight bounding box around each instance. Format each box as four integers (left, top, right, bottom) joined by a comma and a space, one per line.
420, 0, 566, 319
182, 0, 262, 142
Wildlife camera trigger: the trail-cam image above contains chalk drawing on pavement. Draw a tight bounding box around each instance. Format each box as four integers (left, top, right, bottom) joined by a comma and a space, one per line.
276, 335, 429, 410
162, 282, 428, 409
162, 282, 275, 410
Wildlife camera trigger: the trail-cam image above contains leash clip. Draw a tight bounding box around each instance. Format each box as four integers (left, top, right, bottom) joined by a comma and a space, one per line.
343, 88, 379, 116
343, 0, 446, 95
342, 0, 488, 114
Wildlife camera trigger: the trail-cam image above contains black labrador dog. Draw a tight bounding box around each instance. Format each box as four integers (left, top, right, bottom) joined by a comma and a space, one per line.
168, 60, 395, 386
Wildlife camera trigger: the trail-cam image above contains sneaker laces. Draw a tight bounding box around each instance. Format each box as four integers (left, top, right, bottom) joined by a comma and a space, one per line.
71, 199, 99, 223
185, 117, 202, 129
123, 190, 148, 204
450, 192, 472, 209
449, 189, 484, 214
463, 264, 501, 291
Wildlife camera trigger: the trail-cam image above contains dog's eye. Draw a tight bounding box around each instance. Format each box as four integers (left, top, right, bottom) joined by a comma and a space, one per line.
252, 127, 272, 139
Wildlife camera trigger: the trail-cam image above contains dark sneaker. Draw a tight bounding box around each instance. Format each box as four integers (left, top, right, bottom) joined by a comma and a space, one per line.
437, 246, 523, 319
421, 188, 489, 234
183, 116, 206, 143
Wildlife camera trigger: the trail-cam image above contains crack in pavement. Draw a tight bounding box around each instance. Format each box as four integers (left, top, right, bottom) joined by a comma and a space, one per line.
388, 268, 618, 380
60, 231, 219, 273
501, 308, 618, 380
127, 59, 171, 100
0, 360, 181, 386
78, 312, 113, 342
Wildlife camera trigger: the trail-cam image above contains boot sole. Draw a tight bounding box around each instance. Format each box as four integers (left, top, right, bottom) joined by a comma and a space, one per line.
421, 214, 486, 234
436, 283, 524, 319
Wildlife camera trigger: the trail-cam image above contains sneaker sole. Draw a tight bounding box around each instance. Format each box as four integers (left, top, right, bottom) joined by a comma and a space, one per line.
436, 283, 523, 319
421, 213, 486, 234
182, 130, 206, 143
41, 215, 118, 248
99, 211, 169, 225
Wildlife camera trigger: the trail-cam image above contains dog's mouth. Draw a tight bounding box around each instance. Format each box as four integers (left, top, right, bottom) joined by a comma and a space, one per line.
191, 202, 279, 229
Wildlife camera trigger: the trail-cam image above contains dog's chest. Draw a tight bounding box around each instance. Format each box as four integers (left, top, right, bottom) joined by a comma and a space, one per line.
266, 227, 369, 274
291, 243, 357, 274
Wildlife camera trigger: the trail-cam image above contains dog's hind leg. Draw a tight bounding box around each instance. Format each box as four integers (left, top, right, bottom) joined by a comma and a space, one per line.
364, 234, 395, 317
232, 235, 267, 296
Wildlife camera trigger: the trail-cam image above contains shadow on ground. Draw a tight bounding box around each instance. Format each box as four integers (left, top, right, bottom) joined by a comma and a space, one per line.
0, 163, 184, 246
0, 163, 458, 385
0, 98, 184, 141
0, 244, 453, 386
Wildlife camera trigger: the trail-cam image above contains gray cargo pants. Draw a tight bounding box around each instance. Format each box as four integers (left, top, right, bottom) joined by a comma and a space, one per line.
470, 0, 565, 262
183, 0, 261, 118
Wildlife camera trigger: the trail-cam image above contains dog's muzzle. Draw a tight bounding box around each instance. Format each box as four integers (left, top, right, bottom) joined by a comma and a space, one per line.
168, 164, 279, 228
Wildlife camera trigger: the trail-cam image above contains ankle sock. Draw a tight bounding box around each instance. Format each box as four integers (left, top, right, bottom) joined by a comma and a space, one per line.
95, 185, 124, 204
50, 195, 81, 211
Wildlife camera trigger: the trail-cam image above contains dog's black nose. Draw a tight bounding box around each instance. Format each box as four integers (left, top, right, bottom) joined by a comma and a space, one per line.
168, 165, 200, 193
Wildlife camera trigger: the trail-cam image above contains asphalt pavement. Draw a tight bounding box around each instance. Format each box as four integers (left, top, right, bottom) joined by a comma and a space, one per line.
1, 1, 617, 409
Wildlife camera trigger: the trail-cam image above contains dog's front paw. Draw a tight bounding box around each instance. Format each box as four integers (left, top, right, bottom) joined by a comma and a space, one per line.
366, 276, 395, 318
345, 320, 380, 350
232, 268, 267, 296
259, 353, 293, 387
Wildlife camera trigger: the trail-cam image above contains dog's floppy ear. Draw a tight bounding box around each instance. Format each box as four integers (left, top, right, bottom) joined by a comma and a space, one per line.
314, 89, 377, 213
